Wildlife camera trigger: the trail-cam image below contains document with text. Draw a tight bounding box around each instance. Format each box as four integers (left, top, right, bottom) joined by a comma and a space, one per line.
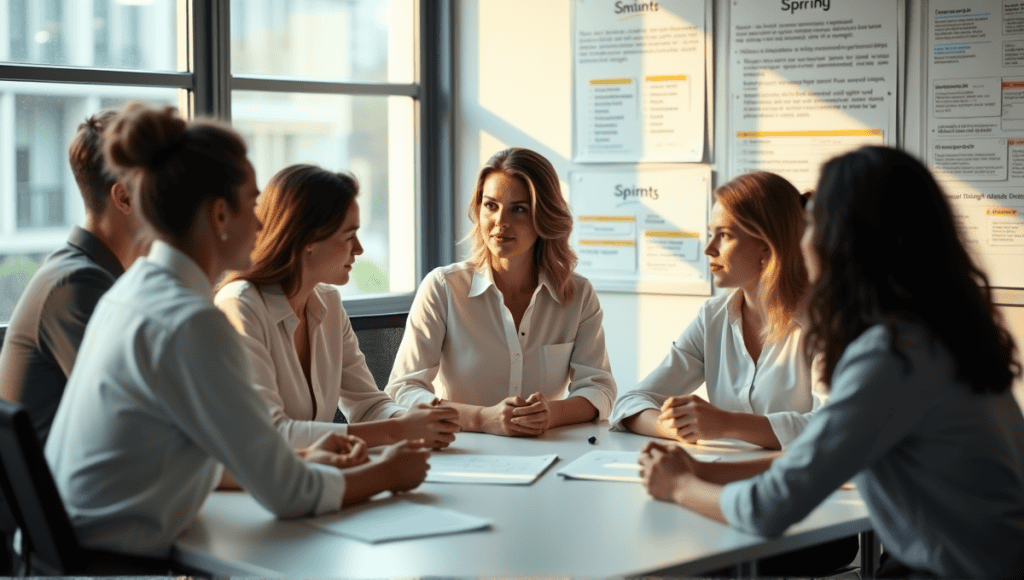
727, 0, 899, 192
927, 0, 1024, 288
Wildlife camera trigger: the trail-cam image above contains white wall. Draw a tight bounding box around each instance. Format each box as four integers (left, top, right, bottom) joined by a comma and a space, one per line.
454, 0, 1024, 404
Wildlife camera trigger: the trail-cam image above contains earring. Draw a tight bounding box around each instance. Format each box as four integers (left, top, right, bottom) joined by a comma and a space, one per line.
221, 233, 228, 241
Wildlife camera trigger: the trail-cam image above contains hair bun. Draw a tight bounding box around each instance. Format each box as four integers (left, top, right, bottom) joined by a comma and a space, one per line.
103, 102, 188, 176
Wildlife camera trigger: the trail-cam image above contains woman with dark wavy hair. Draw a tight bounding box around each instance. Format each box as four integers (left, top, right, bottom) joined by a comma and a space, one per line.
216, 164, 459, 450
386, 147, 616, 436
637, 146, 1024, 578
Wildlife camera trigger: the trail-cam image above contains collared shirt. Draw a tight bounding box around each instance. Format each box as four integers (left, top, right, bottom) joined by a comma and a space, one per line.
609, 290, 825, 447
44, 241, 344, 558
720, 322, 1024, 578
386, 262, 616, 418
0, 226, 124, 444
215, 280, 404, 447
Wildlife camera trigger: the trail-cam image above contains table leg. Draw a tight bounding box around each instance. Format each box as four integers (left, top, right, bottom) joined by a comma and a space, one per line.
860, 530, 879, 579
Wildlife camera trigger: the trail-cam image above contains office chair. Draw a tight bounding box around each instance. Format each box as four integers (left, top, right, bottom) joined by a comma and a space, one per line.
333, 312, 409, 424
0, 399, 186, 575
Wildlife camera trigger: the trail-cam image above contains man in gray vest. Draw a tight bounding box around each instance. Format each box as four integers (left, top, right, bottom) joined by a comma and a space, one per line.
0, 109, 149, 443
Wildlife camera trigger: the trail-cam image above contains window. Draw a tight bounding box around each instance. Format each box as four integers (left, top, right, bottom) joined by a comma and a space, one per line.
0, 0, 447, 322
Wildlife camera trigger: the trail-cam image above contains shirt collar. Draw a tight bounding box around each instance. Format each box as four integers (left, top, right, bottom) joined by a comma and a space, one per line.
260, 283, 328, 327
146, 240, 213, 299
67, 225, 125, 278
725, 289, 744, 327
468, 265, 561, 304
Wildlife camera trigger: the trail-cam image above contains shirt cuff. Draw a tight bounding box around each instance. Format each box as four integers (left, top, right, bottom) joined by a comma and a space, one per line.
608, 398, 660, 431
764, 412, 808, 449
307, 462, 346, 515
567, 386, 614, 421
719, 479, 755, 533
396, 386, 440, 409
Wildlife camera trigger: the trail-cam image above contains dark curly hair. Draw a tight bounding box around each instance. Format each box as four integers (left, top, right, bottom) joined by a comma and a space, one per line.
803, 146, 1019, 394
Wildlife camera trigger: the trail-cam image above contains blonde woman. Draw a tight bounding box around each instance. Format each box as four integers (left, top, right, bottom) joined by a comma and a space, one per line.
611, 172, 822, 450
386, 147, 616, 437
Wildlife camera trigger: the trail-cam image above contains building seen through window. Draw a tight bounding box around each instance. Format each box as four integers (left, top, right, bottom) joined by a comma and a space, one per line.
0, 0, 417, 322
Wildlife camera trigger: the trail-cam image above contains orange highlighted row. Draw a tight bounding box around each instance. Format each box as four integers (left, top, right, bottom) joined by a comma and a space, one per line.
579, 216, 636, 222
645, 231, 700, 238
590, 78, 632, 85
645, 75, 687, 82
1002, 81, 1024, 90
736, 129, 883, 138
579, 240, 636, 247
987, 208, 1018, 217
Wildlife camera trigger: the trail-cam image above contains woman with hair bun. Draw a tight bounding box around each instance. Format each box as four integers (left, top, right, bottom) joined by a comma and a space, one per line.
611, 171, 822, 451
43, 103, 429, 559
216, 164, 459, 450
386, 147, 617, 437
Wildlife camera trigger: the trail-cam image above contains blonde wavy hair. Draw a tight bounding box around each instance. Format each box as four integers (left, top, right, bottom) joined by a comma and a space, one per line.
466, 148, 577, 303
714, 171, 808, 342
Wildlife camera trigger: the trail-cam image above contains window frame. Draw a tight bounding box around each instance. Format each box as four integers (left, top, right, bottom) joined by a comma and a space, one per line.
0, 0, 453, 318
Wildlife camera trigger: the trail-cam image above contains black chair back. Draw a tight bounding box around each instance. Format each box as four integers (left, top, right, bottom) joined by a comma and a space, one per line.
0, 399, 80, 575
334, 312, 409, 424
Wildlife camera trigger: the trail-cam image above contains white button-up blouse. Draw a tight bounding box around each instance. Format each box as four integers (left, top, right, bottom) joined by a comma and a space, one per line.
609, 290, 826, 447
385, 262, 617, 419
216, 280, 405, 447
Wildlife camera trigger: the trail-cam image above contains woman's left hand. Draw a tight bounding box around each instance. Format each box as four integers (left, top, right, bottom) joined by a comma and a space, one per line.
638, 441, 700, 504
510, 392, 552, 435
299, 433, 370, 469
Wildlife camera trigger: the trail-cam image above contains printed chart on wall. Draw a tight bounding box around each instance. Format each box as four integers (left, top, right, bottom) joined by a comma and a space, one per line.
728, 0, 899, 192
570, 166, 711, 295
926, 0, 1024, 289
573, 0, 707, 163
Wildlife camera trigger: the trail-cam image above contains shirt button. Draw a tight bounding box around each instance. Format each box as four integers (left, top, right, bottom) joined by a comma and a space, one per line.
516, 353, 522, 359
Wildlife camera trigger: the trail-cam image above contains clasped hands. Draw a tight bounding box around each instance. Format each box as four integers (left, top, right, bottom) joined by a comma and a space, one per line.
655, 394, 730, 443
483, 392, 552, 437
638, 440, 701, 504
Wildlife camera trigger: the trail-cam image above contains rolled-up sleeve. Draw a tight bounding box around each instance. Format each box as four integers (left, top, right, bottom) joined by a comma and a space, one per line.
565, 280, 616, 420
386, 270, 448, 409
609, 308, 707, 430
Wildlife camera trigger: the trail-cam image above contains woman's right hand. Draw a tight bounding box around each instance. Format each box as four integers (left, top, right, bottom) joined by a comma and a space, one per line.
394, 401, 460, 449
378, 440, 431, 492
479, 396, 545, 437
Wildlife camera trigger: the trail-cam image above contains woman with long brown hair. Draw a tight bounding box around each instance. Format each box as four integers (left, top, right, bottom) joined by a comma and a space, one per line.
612, 171, 821, 450
216, 164, 459, 449
386, 147, 616, 436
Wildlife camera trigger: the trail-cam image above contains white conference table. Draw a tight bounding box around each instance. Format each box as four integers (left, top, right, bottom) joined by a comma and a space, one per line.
173, 422, 872, 577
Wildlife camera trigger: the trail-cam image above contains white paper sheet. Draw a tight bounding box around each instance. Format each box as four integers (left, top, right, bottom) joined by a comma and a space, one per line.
425, 453, 559, 485
557, 450, 719, 483
306, 498, 492, 544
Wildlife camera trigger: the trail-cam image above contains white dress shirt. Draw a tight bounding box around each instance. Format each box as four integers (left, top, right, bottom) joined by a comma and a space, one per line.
215, 280, 405, 447
720, 321, 1024, 578
609, 290, 825, 447
44, 241, 345, 558
386, 262, 616, 419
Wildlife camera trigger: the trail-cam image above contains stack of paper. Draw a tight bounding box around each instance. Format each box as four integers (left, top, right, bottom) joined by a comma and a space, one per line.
557, 450, 719, 483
